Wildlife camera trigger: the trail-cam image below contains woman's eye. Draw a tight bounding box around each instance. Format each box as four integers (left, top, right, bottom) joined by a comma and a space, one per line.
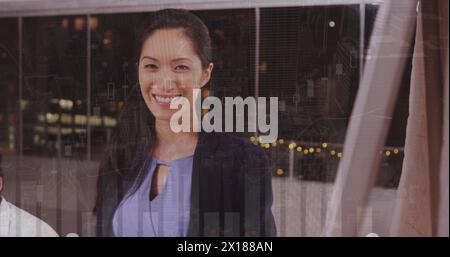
144, 64, 158, 70
175, 65, 189, 71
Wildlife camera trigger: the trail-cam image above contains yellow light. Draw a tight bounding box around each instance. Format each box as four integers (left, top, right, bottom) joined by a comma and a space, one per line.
288, 143, 297, 150
385, 150, 391, 156
331, 150, 336, 156
74, 128, 87, 134
89, 16, 98, 31
309, 147, 314, 153
103, 116, 117, 127
264, 143, 270, 149
61, 18, 69, 29
316, 148, 322, 153
337, 152, 343, 158
303, 149, 309, 155
250, 136, 256, 142
61, 113, 73, 124
322, 143, 328, 148
74, 17, 85, 31
74, 114, 87, 125
103, 30, 113, 45
278, 139, 285, 144
202, 88, 210, 98
61, 128, 73, 135
46, 113, 59, 123
59, 99, 73, 110
276, 169, 284, 176
33, 134, 40, 144
89, 116, 102, 127
296, 146, 302, 152
329, 20, 336, 28
393, 148, 399, 154
259, 62, 268, 73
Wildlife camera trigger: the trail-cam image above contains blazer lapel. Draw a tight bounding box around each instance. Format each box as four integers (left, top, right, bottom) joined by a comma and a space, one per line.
187, 131, 221, 237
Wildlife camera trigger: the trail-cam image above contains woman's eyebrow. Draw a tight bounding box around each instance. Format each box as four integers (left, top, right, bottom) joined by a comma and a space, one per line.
141, 56, 159, 62
172, 57, 193, 63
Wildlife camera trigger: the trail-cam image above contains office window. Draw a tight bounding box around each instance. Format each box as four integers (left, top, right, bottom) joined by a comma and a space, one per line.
0, 1, 417, 237
22, 16, 87, 159
0, 18, 18, 158
247, 5, 408, 188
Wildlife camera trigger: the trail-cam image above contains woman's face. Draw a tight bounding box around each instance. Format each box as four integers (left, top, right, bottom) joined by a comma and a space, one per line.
138, 28, 213, 123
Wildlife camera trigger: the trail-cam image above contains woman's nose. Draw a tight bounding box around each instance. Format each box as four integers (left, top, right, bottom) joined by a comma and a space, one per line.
163, 79, 176, 91
154, 70, 177, 90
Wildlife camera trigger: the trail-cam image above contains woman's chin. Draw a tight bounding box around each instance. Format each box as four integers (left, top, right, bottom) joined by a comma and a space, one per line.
152, 110, 177, 123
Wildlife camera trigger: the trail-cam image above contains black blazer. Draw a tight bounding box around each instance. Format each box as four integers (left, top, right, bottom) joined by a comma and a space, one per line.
96, 131, 277, 237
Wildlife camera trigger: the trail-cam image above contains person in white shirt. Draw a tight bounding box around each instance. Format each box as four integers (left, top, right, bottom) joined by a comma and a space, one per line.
0, 168, 59, 237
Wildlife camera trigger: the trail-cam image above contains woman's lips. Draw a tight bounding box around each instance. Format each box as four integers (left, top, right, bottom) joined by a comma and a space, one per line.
151, 93, 182, 108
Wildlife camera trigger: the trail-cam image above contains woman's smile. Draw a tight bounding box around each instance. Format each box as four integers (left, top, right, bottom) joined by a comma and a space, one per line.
151, 93, 183, 108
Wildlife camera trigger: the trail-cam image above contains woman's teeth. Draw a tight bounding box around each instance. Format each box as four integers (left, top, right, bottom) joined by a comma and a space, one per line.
154, 95, 181, 103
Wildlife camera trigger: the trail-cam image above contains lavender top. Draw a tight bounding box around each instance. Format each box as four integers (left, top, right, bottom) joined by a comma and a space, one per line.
112, 155, 194, 237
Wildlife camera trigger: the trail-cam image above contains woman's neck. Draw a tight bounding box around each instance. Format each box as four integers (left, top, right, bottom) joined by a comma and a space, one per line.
153, 119, 198, 160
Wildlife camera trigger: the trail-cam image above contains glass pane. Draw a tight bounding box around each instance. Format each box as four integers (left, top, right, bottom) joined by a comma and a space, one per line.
22, 16, 87, 159
0, 18, 18, 155
194, 9, 255, 99
0, 18, 19, 205
259, 5, 364, 179
89, 13, 136, 160
258, 5, 384, 236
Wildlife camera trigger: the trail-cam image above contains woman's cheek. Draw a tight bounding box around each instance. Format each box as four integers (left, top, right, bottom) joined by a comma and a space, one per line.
178, 73, 200, 88
140, 72, 155, 89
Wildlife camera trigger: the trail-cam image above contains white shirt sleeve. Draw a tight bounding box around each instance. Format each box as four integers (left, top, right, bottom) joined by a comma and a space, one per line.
0, 197, 59, 237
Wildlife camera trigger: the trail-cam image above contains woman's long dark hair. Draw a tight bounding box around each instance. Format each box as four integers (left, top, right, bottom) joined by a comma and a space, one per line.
94, 9, 212, 214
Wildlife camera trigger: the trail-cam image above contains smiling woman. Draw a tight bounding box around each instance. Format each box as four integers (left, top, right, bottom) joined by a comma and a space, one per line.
94, 8, 276, 237
138, 27, 213, 127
